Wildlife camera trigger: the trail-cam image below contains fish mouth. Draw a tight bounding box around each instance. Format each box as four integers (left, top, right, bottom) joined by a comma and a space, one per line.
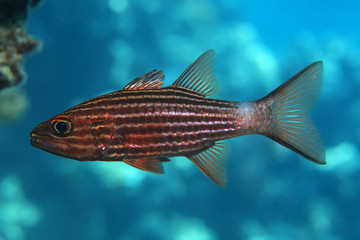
30, 131, 68, 157
30, 132, 44, 148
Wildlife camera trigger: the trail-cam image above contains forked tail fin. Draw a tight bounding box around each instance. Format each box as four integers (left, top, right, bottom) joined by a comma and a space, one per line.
263, 61, 326, 164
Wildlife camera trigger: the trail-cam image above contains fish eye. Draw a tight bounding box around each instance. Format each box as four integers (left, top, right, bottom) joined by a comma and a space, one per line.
51, 116, 72, 136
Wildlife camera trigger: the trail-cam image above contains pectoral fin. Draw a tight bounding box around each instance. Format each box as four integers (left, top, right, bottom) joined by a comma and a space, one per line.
123, 158, 169, 174
187, 142, 228, 188
91, 121, 115, 154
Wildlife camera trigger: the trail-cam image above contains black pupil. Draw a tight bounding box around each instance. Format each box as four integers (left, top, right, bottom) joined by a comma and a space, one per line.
55, 121, 68, 133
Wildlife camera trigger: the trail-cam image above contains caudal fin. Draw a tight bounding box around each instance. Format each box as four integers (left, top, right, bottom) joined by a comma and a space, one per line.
263, 61, 326, 164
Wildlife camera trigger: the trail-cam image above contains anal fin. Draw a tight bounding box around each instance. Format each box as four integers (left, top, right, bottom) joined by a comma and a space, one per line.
123, 158, 169, 174
187, 142, 228, 188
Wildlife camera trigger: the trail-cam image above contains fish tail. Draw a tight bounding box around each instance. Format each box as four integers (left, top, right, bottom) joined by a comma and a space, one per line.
262, 61, 326, 164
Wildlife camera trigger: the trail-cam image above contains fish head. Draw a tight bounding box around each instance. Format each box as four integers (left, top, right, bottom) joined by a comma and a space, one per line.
30, 112, 110, 161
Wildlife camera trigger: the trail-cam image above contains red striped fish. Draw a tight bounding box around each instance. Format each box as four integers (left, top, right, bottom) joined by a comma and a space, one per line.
30, 50, 326, 188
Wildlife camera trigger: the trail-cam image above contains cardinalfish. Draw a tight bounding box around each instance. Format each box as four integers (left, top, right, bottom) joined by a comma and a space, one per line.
30, 50, 326, 188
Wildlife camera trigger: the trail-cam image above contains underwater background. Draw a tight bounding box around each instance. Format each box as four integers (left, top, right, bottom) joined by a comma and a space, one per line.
1, 0, 360, 239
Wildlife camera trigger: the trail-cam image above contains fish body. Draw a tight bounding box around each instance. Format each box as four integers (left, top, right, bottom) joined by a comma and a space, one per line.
30, 50, 326, 188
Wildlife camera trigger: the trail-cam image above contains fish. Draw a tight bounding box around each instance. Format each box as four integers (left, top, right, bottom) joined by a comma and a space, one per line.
30, 50, 326, 188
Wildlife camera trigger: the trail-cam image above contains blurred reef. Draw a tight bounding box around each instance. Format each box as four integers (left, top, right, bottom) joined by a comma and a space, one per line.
0, 175, 40, 240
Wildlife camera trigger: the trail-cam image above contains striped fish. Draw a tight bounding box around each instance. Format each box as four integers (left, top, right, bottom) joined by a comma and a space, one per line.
30, 50, 326, 188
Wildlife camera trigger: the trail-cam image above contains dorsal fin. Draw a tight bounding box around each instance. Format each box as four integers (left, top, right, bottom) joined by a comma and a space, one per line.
187, 142, 228, 188
123, 69, 165, 91
172, 49, 217, 96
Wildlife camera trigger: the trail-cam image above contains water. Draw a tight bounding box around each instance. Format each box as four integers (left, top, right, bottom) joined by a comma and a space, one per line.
1, 0, 359, 239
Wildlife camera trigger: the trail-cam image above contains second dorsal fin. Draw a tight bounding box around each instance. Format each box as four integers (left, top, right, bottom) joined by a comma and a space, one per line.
172, 49, 217, 96
123, 69, 165, 91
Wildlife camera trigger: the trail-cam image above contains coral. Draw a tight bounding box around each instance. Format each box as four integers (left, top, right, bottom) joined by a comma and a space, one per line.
0, 0, 41, 123
0, 0, 41, 91
0, 27, 39, 90
0, 0, 42, 27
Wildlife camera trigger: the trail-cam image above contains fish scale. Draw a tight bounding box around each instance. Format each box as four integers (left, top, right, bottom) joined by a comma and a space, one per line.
94, 89, 242, 159
30, 49, 326, 188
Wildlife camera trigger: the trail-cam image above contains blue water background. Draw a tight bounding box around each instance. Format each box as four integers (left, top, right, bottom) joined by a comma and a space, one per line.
1, 0, 360, 239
